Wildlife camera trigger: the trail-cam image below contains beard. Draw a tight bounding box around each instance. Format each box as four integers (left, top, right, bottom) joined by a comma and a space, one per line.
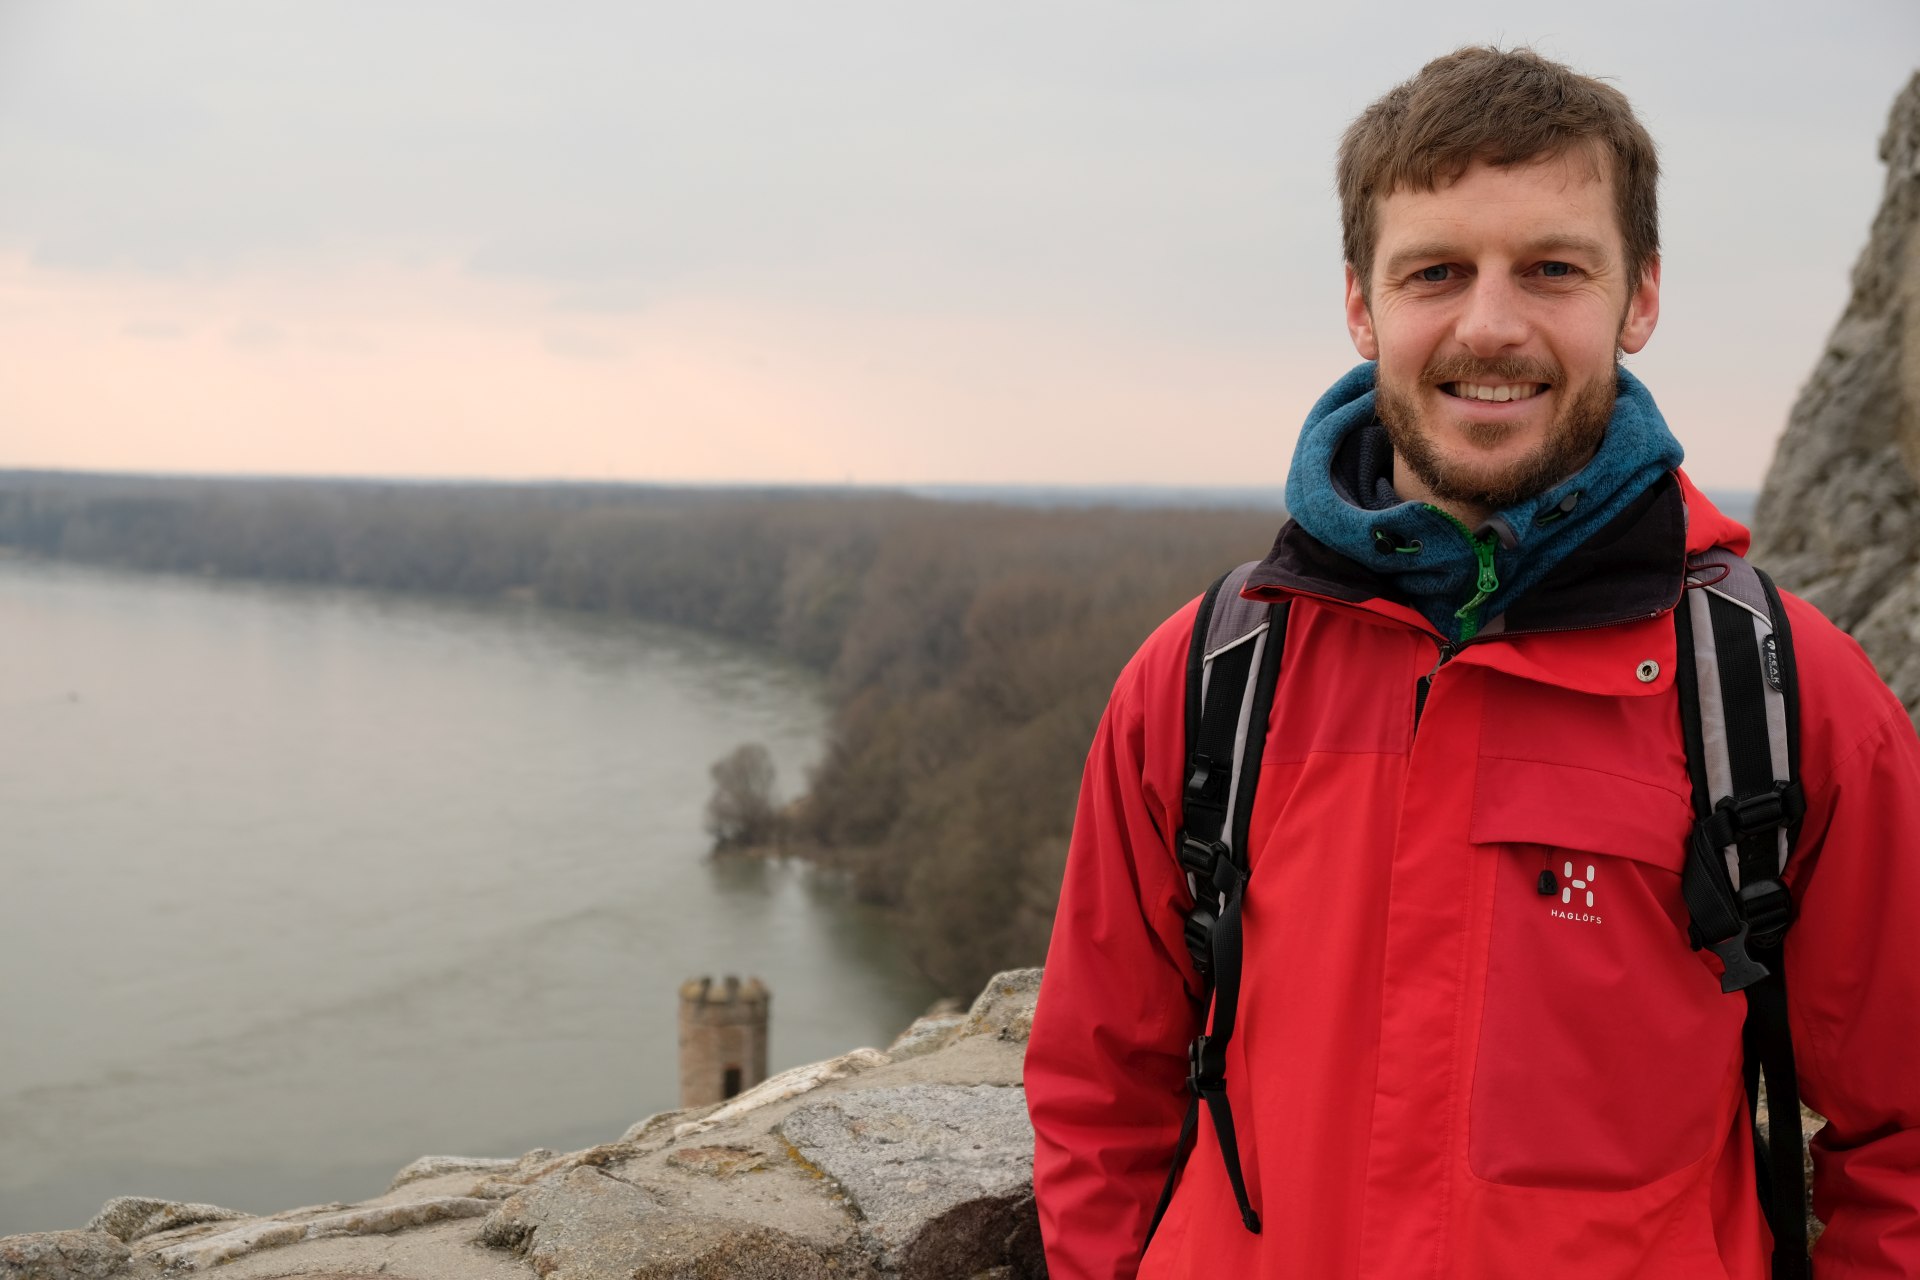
1375, 353, 1616, 514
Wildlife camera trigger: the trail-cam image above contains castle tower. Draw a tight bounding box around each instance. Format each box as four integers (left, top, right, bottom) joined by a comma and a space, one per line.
677, 975, 770, 1109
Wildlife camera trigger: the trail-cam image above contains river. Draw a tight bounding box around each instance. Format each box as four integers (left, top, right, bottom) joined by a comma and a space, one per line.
0, 556, 939, 1234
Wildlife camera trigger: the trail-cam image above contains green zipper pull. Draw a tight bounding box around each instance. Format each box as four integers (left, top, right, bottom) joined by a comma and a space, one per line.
1417, 505, 1502, 643
1453, 533, 1500, 641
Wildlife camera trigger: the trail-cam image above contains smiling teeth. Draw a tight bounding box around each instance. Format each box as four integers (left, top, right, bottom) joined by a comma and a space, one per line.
1450, 382, 1544, 403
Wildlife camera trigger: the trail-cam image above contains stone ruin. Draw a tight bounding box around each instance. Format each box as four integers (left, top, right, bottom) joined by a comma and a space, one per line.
678, 975, 771, 1110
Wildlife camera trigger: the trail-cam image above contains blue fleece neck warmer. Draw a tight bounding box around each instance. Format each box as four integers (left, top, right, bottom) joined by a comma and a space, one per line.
1283, 362, 1685, 644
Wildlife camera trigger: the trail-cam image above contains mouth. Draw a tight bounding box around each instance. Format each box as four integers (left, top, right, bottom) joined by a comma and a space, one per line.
1439, 381, 1548, 404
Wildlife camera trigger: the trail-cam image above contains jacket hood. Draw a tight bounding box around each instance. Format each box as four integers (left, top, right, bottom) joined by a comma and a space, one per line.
1676, 469, 1751, 558
1283, 362, 1686, 642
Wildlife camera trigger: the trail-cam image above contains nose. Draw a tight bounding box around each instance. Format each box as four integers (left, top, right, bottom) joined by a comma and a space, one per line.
1454, 273, 1530, 356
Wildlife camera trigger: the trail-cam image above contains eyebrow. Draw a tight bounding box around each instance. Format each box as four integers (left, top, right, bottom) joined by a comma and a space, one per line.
1381, 234, 1615, 279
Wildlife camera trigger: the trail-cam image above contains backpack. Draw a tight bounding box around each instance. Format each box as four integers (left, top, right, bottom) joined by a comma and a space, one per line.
1150, 550, 1814, 1279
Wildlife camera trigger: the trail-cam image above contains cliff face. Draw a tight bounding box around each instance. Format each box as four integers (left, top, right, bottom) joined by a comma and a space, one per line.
1752, 72, 1920, 721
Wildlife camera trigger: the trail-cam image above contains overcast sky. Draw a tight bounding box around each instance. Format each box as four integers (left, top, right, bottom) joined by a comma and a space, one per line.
2, 2, 1915, 490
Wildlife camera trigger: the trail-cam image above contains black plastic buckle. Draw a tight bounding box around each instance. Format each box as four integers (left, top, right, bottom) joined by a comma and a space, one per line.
1739, 877, 1795, 949
1179, 833, 1240, 897
1705, 921, 1773, 994
1178, 833, 1226, 876
1187, 753, 1227, 806
1709, 782, 1807, 846
1187, 1035, 1222, 1095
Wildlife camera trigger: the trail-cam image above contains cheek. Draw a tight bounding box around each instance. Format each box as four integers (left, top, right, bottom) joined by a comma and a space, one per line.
1553, 306, 1630, 367
1370, 316, 1439, 371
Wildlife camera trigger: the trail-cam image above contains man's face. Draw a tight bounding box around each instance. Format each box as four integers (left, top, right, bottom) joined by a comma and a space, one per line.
1344, 150, 1660, 521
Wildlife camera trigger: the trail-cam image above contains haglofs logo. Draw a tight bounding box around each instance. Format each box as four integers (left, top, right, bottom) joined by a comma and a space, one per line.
1551, 861, 1603, 924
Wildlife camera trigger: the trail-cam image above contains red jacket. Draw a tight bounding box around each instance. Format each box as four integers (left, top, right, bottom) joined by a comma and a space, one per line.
1026, 474, 1920, 1279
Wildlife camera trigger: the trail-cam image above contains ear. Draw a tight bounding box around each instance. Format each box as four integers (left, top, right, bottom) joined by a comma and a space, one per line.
1344, 264, 1379, 361
1618, 254, 1660, 355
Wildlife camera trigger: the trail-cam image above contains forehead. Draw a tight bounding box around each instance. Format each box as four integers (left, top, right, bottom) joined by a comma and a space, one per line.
1373, 151, 1620, 259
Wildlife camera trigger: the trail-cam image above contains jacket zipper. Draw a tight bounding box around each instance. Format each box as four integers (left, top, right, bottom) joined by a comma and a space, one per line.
1413, 639, 1455, 728
1420, 504, 1501, 642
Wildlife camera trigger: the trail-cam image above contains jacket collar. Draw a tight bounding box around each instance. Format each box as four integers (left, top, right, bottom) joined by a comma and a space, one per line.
1281, 363, 1688, 644
1245, 470, 1741, 699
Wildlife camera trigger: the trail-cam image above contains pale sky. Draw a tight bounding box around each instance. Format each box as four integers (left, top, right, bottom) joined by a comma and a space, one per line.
2, 2, 1915, 490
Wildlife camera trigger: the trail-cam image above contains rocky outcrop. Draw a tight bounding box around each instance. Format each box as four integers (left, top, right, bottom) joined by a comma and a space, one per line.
83, 1201, 247, 1246
780, 1084, 1043, 1278
0, 1231, 129, 1280
0, 969, 1045, 1280
1753, 71, 1920, 720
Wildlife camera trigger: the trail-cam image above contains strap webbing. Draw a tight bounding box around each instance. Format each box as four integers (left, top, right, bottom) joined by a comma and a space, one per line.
1747, 963, 1810, 1279
1147, 573, 1287, 1245
1678, 564, 1812, 1276
1752, 570, 1812, 1278
1708, 591, 1785, 897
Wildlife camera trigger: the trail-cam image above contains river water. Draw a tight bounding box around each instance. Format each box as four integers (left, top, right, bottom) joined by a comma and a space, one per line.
0, 556, 939, 1234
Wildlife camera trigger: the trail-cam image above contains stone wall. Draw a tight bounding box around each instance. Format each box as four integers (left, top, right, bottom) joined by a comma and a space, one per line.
677, 975, 771, 1109
1752, 72, 1920, 721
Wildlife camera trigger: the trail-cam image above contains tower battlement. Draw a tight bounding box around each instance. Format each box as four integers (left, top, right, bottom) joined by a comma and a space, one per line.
678, 975, 770, 1009
677, 974, 770, 1108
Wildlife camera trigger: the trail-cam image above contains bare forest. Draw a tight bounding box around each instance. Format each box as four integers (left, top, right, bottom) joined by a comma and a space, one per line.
0, 472, 1279, 995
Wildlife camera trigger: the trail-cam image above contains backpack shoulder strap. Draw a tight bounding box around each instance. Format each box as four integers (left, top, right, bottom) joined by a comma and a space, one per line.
1674, 549, 1811, 1280
1179, 561, 1287, 923
1147, 562, 1290, 1243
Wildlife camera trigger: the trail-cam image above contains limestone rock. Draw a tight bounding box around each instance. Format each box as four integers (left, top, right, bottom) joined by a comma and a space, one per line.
302, 1199, 494, 1239
150, 1199, 492, 1271
153, 1220, 310, 1270
953, 968, 1043, 1044
480, 1166, 850, 1279
887, 1012, 968, 1061
1753, 71, 1920, 721
778, 1083, 1039, 1279
666, 1144, 770, 1178
85, 1197, 248, 1244
671, 1048, 891, 1140
479, 1167, 660, 1256
386, 1154, 527, 1192
0, 1230, 131, 1280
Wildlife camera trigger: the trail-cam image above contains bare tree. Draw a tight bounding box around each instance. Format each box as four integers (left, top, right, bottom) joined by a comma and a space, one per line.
705, 742, 780, 852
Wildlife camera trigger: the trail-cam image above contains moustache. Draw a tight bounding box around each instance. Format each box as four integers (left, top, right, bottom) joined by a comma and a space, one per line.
1421, 356, 1562, 387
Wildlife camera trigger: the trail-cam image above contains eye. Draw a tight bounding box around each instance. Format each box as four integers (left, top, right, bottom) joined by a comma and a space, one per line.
1416, 265, 1452, 283
1538, 261, 1575, 278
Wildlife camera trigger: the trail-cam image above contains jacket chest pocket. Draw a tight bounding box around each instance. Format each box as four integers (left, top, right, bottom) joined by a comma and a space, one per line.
1466, 759, 1745, 1191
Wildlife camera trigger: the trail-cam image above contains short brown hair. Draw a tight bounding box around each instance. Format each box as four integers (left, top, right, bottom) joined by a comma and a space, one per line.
1338, 46, 1660, 300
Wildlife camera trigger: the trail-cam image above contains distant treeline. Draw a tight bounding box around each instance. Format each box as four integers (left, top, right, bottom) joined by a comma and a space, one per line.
0, 471, 1277, 995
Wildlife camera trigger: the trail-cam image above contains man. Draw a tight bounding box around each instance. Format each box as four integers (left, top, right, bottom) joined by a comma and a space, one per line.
1024, 46, 1920, 1280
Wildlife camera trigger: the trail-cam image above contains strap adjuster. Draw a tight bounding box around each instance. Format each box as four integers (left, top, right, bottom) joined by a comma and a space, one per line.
1739, 877, 1795, 948
1188, 1035, 1223, 1095
1183, 905, 1219, 980
1187, 753, 1228, 807
1178, 832, 1226, 875
1178, 833, 1240, 896
1704, 782, 1806, 849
